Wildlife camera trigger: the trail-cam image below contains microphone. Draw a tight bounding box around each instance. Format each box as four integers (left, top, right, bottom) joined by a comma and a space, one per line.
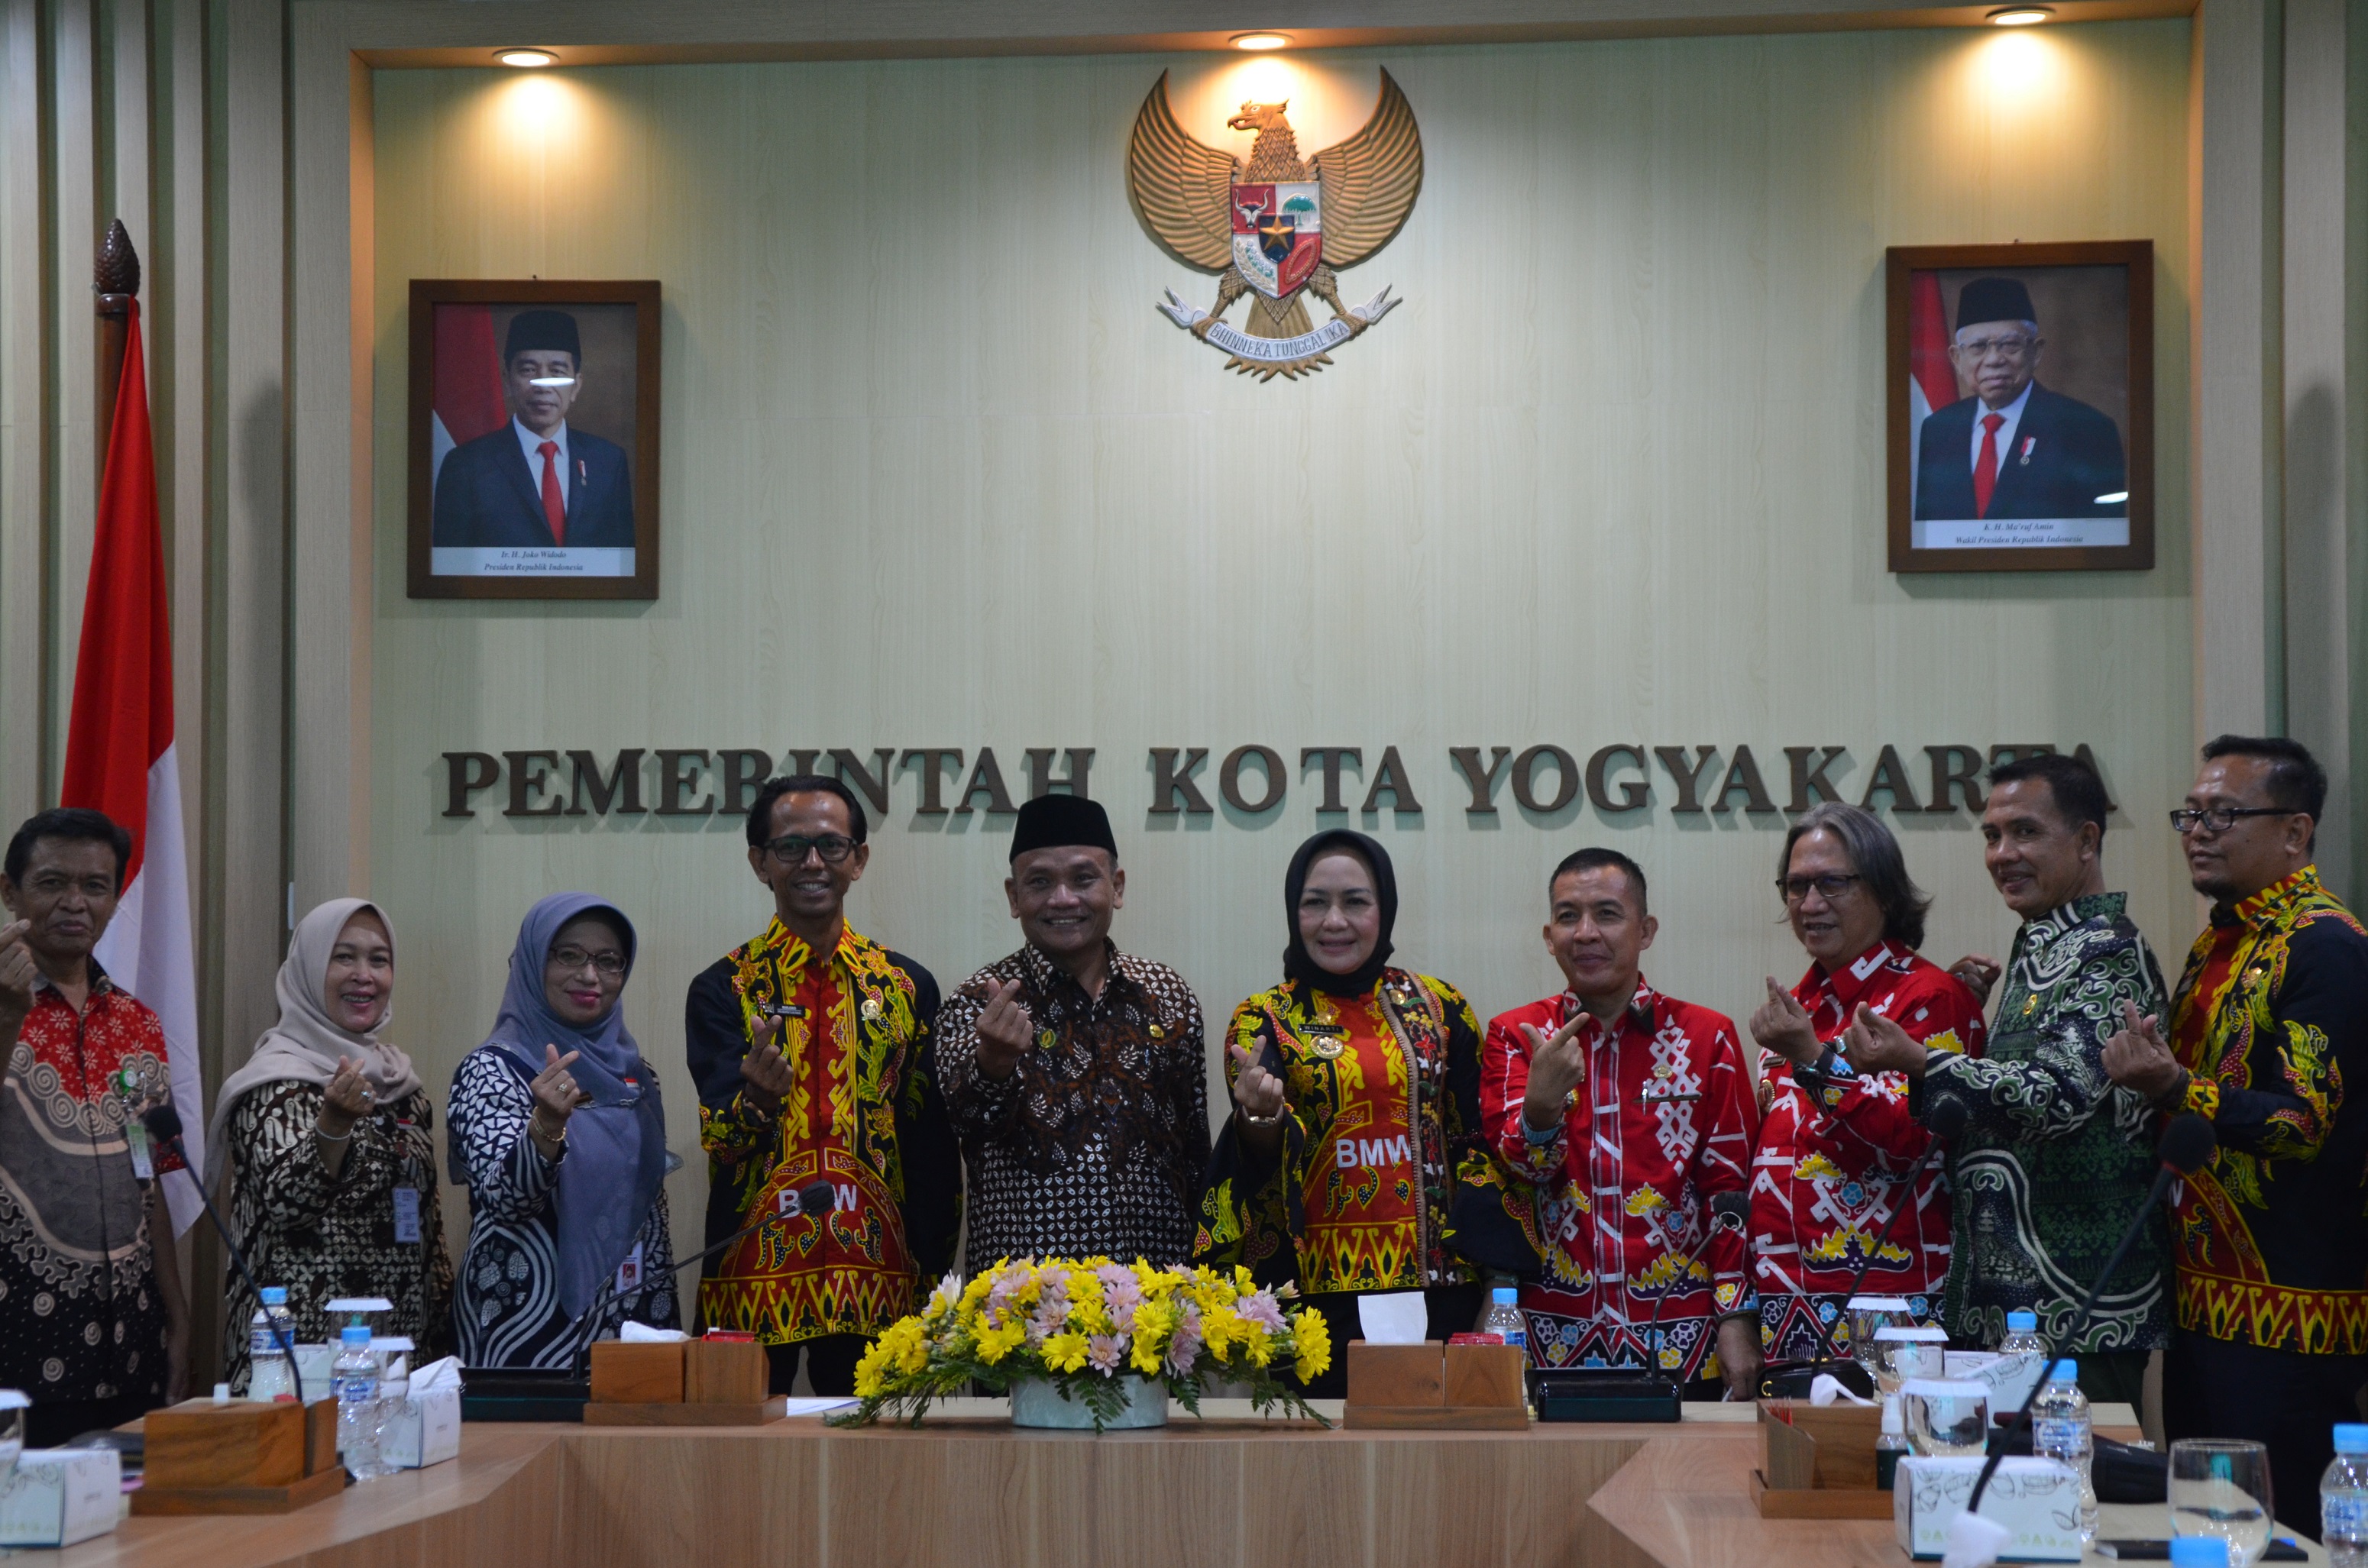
1797, 1095, 1971, 1375
1965, 1114, 2217, 1521
571, 1178, 836, 1359
142, 1105, 310, 1405
1633, 1189, 1751, 1387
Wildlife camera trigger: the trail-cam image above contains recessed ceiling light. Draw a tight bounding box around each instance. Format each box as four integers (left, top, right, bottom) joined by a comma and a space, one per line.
1231, 32, 1292, 50
497, 48, 557, 67
1986, 6, 2053, 24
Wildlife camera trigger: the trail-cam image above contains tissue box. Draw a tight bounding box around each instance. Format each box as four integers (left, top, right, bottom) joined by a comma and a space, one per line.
1893, 1456, 2083, 1561
0, 1449, 122, 1547
379, 1387, 461, 1469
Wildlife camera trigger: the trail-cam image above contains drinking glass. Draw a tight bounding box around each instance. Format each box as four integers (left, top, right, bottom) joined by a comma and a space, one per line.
2169, 1438, 2274, 1568
1872, 1325, 1948, 1397
1847, 1295, 1911, 1382
1902, 1379, 1990, 1458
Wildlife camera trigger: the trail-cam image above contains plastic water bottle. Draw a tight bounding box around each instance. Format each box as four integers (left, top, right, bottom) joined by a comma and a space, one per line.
1875, 1395, 1910, 1490
2171, 1537, 2231, 1568
334, 1325, 385, 1479
1480, 1286, 1528, 1352
1994, 1308, 2049, 1410
2030, 1357, 2096, 1542
248, 1285, 294, 1402
2321, 1424, 2368, 1568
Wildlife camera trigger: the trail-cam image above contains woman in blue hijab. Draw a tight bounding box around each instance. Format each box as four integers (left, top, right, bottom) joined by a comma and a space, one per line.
448, 894, 677, 1367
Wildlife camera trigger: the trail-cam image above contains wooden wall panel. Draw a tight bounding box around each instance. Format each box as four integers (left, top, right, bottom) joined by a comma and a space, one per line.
0, 0, 43, 811
368, 27, 2198, 1250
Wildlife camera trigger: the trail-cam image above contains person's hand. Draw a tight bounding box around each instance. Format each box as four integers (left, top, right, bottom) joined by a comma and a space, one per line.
1717, 1316, 1763, 1402
0, 920, 33, 1030
2102, 1000, 2185, 1102
1749, 977, 1823, 1065
973, 978, 1034, 1081
740, 1015, 794, 1107
1842, 1004, 1928, 1079
1519, 1010, 1588, 1131
1229, 1041, 1286, 1121
1948, 954, 2003, 1008
529, 1044, 590, 1138
318, 1056, 373, 1139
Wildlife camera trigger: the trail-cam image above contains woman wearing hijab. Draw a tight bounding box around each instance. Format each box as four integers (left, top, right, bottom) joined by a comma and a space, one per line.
448, 894, 677, 1368
1193, 831, 1492, 1397
209, 898, 448, 1390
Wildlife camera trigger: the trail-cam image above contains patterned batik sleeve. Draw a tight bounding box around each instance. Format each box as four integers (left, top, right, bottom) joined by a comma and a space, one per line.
931, 972, 1023, 1140
687, 964, 771, 1160
2207, 919, 2368, 1160
229, 1081, 396, 1235
1926, 926, 2154, 1144
1482, 1012, 1566, 1183
1172, 985, 1213, 1190
1797, 976, 1982, 1172
1192, 1001, 1305, 1282
450, 1049, 562, 1225
1694, 1021, 1757, 1302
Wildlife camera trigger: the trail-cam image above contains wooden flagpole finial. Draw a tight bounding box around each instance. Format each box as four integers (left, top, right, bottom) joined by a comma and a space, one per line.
95, 218, 141, 308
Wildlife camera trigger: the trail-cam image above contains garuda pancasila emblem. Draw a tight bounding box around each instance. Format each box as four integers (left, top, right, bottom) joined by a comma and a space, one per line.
1128, 69, 1422, 380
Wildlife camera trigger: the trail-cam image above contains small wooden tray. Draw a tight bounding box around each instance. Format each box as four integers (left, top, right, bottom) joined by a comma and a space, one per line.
1343, 1404, 1529, 1431
1749, 1467, 1895, 1520
580, 1396, 788, 1427
131, 1463, 348, 1516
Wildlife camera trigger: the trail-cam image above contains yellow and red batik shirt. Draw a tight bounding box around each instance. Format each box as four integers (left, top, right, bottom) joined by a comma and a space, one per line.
2165, 866, 2368, 1354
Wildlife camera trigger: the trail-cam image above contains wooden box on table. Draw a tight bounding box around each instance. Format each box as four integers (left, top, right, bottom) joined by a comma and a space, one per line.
1752, 1398, 1894, 1519
1344, 1341, 1528, 1431
132, 1398, 348, 1515
582, 1337, 786, 1427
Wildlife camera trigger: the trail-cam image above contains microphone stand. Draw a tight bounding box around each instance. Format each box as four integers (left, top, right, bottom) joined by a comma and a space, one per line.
1793, 1098, 1969, 1379
1629, 1191, 1752, 1394
143, 1112, 309, 1406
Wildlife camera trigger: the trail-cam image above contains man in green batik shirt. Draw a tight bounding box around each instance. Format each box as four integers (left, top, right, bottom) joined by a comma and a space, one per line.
1848, 753, 2169, 1410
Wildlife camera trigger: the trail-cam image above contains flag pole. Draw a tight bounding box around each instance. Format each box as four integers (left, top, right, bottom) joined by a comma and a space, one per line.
95, 218, 139, 476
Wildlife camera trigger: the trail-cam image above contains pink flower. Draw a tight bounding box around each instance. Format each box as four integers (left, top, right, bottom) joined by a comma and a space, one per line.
1165, 1307, 1203, 1376
1088, 1334, 1126, 1374
1237, 1290, 1286, 1332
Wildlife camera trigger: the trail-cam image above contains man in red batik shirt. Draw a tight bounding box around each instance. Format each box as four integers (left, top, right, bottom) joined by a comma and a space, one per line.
1481, 848, 1761, 1399
1749, 803, 1987, 1364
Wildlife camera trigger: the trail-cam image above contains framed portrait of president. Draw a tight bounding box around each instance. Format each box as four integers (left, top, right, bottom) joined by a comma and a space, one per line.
406, 279, 661, 600
1885, 241, 2153, 574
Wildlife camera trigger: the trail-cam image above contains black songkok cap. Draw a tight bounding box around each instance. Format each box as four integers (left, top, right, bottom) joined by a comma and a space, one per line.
505, 309, 582, 364
1956, 276, 2038, 332
1010, 794, 1116, 862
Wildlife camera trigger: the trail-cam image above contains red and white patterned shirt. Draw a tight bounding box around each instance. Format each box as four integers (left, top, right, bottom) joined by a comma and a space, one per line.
1749, 942, 1987, 1301
1482, 980, 1756, 1374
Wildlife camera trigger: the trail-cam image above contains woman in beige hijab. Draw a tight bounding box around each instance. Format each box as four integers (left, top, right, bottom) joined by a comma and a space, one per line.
209, 899, 450, 1389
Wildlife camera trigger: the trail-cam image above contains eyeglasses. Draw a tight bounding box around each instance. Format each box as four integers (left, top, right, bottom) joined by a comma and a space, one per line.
1778, 873, 1862, 904
549, 946, 626, 976
764, 834, 859, 865
1955, 333, 2036, 360
2169, 806, 2291, 835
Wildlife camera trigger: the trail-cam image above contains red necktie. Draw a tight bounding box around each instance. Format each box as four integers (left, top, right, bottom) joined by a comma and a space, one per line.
1972, 412, 2004, 519
538, 440, 567, 545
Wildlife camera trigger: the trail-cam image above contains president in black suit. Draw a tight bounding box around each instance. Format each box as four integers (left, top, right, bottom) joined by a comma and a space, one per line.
432, 309, 635, 553
1913, 276, 2125, 524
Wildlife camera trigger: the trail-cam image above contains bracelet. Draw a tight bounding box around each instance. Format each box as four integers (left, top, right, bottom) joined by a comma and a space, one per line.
313, 1123, 353, 1143
530, 1116, 568, 1148
1240, 1104, 1285, 1128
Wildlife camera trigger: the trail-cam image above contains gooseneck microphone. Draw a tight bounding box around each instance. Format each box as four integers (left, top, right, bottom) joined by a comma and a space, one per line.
1965, 1114, 2217, 1518
571, 1178, 835, 1363
1797, 1095, 1971, 1373
142, 1104, 309, 1405
1635, 1189, 1752, 1386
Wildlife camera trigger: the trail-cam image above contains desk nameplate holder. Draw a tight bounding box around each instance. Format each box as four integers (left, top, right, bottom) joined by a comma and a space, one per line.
580, 1339, 787, 1427
131, 1397, 347, 1515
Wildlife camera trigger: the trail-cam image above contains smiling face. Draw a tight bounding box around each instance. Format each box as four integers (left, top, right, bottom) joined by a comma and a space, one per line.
1296, 849, 1383, 978
504, 348, 581, 439
1980, 778, 2102, 920
1007, 846, 1124, 965
1784, 828, 1887, 970
0, 836, 122, 972
748, 790, 869, 929
322, 910, 395, 1033
1543, 865, 1655, 1007
542, 912, 628, 1029
2180, 755, 2315, 903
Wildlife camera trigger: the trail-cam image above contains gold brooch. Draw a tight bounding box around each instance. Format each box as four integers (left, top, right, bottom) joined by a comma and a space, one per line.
860, 998, 883, 1022
1148, 1023, 1165, 1039
1037, 1029, 1057, 1050
1309, 1035, 1344, 1060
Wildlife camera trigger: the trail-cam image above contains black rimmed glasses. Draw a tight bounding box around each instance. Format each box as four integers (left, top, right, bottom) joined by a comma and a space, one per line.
1778, 872, 1862, 904
2169, 806, 2290, 835
764, 833, 859, 865
549, 946, 626, 976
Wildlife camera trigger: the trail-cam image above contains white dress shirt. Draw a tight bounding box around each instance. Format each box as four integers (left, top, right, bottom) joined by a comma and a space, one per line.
1965, 380, 2033, 483
514, 417, 571, 511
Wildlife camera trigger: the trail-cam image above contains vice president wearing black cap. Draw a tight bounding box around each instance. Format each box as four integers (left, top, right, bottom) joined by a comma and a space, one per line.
431, 309, 636, 553
933, 795, 1210, 1273
1913, 276, 2127, 525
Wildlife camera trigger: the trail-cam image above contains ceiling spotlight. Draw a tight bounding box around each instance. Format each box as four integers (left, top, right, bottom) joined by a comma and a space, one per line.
497, 48, 558, 67
1230, 32, 1292, 50
1986, 6, 2054, 23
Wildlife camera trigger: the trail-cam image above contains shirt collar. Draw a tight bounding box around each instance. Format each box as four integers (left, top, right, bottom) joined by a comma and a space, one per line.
1807, 941, 1900, 1010
28, 959, 108, 1002
1982, 380, 2036, 422
2023, 891, 2127, 946
514, 416, 569, 457
1559, 976, 1657, 1038
1021, 938, 1125, 1004
755, 918, 864, 975
2217, 865, 2323, 930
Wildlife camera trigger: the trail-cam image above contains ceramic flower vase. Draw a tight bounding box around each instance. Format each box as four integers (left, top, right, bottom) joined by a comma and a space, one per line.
1008, 1375, 1169, 1431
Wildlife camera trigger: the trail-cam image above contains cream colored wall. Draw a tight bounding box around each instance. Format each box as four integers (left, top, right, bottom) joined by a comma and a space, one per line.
369, 24, 2196, 1254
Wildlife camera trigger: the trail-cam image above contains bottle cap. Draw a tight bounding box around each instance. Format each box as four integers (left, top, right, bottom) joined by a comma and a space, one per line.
2336, 1423, 2368, 1454
260, 1286, 287, 1305
1880, 1395, 1904, 1434
2005, 1310, 2037, 1333
2169, 1538, 2231, 1568
1492, 1286, 1517, 1305
2050, 1358, 2078, 1382
211, 1382, 231, 1404
341, 1324, 373, 1347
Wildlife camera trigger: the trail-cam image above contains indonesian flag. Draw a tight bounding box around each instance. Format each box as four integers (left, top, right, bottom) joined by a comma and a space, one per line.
1905, 273, 1959, 518
59, 302, 205, 1233
428, 302, 506, 489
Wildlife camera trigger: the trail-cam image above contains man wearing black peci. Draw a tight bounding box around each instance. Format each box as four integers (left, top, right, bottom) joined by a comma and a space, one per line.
431, 309, 635, 551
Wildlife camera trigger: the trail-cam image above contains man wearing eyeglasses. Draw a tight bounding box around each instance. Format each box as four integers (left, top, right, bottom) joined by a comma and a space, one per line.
682, 774, 960, 1396
2100, 736, 2368, 1534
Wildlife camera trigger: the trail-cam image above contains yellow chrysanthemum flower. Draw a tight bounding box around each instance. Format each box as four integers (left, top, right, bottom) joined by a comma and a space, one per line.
975, 1320, 1027, 1365
1291, 1308, 1331, 1383
1041, 1331, 1090, 1374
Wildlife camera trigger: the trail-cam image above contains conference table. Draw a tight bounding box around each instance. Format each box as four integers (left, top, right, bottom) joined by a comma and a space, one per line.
31, 1399, 2324, 1568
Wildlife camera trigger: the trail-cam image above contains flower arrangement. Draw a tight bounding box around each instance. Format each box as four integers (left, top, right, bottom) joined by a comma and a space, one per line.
836, 1257, 1333, 1432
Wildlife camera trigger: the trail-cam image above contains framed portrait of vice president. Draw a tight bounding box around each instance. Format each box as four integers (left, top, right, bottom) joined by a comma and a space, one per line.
406, 279, 661, 600
1885, 241, 2153, 574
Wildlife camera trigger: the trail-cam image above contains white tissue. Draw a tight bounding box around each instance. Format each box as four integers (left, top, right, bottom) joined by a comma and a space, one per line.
408, 1355, 463, 1393
619, 1322, 689, 1343
1357, 1292, 1428, 1345
1941, 1506, 2014, 1568
1810, 1372, 1875, 1406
